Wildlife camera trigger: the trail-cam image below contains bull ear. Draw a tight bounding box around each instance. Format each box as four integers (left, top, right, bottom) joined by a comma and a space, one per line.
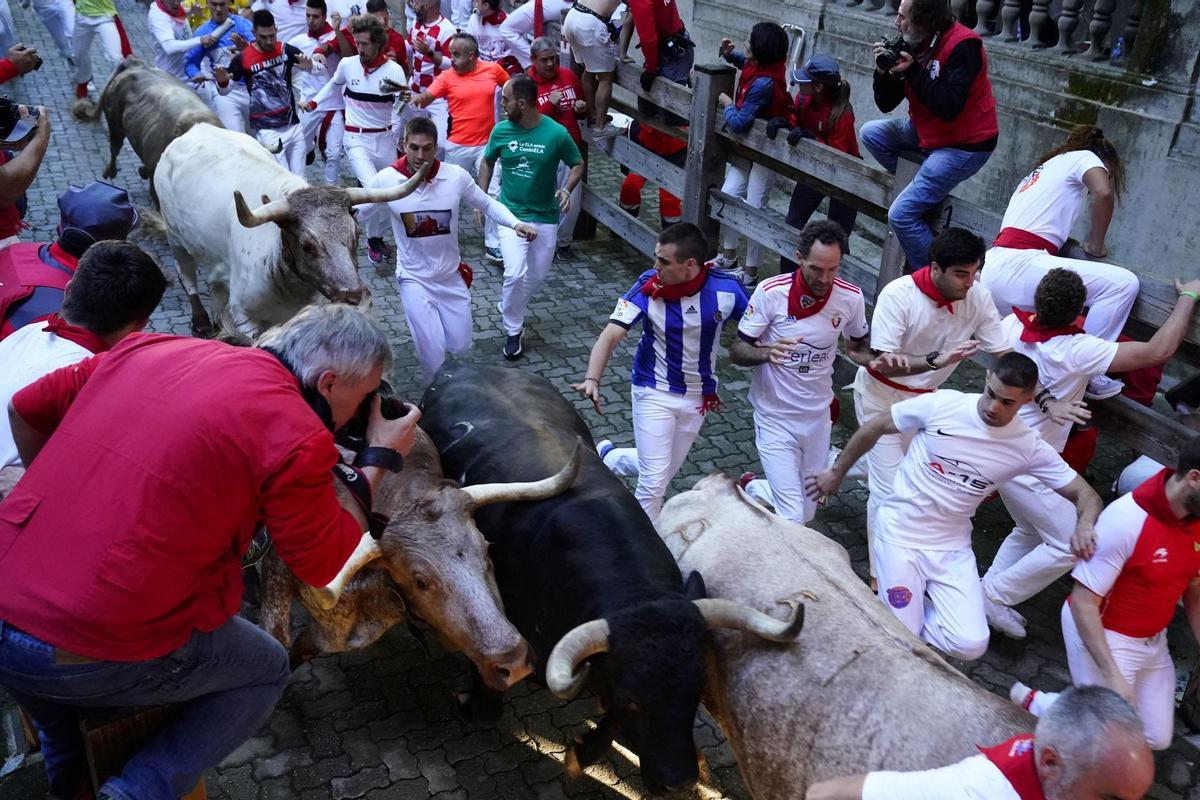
683, 571, 707, 600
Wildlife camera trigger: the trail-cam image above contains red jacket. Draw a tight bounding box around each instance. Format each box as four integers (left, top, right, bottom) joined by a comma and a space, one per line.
0, 151, 22, 241
0, 243, 78, 338
627, 0, 684, 73
0, 59, 16, 85
905, 22, 998, 149
529, 66, 586, 145
0, 334, 362, 661
795, 96, 861, 158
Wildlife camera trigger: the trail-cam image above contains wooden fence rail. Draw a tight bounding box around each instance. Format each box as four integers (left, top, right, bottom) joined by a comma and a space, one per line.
578, 60, 1198, 466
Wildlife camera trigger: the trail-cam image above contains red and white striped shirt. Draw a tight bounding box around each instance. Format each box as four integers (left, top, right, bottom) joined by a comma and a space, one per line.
409, 15, 456, 94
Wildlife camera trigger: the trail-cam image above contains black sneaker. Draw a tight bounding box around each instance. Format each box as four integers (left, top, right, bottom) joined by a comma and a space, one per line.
485, 246, 503, 265
555, 245, 573, 261
503, 331, 523, 360
367, 237, 387, 264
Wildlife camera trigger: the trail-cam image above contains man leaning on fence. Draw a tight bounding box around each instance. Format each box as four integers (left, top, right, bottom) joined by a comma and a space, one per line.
860, 0, 999, 270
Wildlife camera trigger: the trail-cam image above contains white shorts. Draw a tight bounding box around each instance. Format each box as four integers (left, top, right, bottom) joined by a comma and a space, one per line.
563, 7, 617, 73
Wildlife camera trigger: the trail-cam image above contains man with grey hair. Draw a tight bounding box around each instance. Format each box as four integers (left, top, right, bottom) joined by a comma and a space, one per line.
806, 685, 1154, 799
0, 303, 419, 800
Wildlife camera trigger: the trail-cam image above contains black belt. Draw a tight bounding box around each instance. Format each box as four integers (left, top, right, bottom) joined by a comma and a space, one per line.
571, 2, 620, 42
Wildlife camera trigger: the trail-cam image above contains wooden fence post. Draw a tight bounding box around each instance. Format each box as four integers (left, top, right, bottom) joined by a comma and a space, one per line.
683, 63, 736, 257
873, 151, 923, 304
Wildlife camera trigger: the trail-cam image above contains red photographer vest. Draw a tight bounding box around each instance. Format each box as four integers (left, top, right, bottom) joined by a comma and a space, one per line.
905, 22, 998, 150
0, 242, 78, 339
0, 151, 23, 241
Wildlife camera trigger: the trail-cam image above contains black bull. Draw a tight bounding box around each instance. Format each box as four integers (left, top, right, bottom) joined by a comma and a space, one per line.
420, 363, 802, 795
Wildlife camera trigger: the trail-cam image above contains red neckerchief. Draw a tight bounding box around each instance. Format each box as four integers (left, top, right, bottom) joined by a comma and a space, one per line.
46, 242, 80, 271
533, 0, 543, 36
1132, 468, 1200, 531
155, 0, 186, 20
42, 314, 112, 354
1011, 308, 1085, 343
978, 736, 1045, 800
993, 227, 1060, 257
482, 9, 506, 25
640, 264, 708, 302
391, 155, 440, 182
311, 21, 334, 38
910, 265, 954, 314
362, 50, 389, 73
787, 269, 832, 320
735, 59, 787, 108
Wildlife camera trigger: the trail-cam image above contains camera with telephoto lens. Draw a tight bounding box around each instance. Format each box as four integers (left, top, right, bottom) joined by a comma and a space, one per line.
335, 379, 411, 450
875, 34, 911, 72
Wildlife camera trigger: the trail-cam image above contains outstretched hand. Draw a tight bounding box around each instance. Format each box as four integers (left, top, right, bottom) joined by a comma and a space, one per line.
569, 378, 603, 414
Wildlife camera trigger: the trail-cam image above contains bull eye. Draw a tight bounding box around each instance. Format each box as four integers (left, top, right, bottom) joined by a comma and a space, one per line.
302, 241, 318, 256
415, 577, 431, 591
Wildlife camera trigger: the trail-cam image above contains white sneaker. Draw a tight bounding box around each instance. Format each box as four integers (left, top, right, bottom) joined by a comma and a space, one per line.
1009, 680, 1037, 711
1085, 374, 1125, 400
710, 254, 739, 271
595, 439, 614, 460
726, 266, 758, 288
983, 594, 1027, 639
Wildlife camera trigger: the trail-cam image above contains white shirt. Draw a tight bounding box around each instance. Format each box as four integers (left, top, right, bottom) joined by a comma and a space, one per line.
738, 273, 868, 416
466, 11, 512, 62
313, 55, 407, 129
999, 150, 1107, 249
1003, 314, 1118, 452
853, 275, 1007, 397
288, 27, 339, 100
1116, 454, 1163, 496
251, 0, 309, 44
325, 0, 366, 21
862, 754, 1020, 800
369, 161, 521, 282
499, 0, 572, 65
148, 3, 202, 79
878, 390, 1077, 550
0, 321, 94, 468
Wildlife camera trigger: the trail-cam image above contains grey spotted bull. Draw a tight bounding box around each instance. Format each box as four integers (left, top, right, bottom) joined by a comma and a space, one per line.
656, 475, 1033, 800
259, 430, 582, 692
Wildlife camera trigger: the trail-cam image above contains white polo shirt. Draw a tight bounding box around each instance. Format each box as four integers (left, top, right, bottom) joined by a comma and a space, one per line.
862, 754, 1020, 800
999, 150, 1107, 249
1003, 314, 1118, 452
853, 276, 1007, 397
878, 390, 1076, 550
738, 273, 868, 416
288, 27, 339, 101
313, 54, 407, 130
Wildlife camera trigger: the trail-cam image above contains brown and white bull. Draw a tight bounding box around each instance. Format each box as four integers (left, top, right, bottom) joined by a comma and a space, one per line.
655, 474, 1032, 800
259, 432, 582, 692
154, 123, 424, 337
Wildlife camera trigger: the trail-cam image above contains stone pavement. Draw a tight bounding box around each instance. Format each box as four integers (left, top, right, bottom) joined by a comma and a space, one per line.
1, 4, 1198, 797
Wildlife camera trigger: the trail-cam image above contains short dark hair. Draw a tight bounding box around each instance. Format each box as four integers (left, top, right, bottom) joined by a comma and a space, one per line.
796, 219, 847, 259
658, 222, 708, 265
61, 241, 167, 335
306, 0, 326, 12
508, 74, 538, 105
1177, 437, 1200, 475
748, 22, 789, 65
1034, 268, 1086, 328
929, 227, 985, 271
991, 351, 1039, 392
252, 8, 275, 28
908, 0, 955, 34
350, 13, 385, 44
365, 0, 387, 13
451, 32, 479, 54
478, 0, 501, 10
404, 116, 438, 141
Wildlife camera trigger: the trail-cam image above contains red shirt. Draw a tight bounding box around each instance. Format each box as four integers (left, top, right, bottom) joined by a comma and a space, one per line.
795, 96, 861, 158
0, 59, 17, 85
529, 66, 586, 146
0, 334, 361, 661
626, 0, 684, 74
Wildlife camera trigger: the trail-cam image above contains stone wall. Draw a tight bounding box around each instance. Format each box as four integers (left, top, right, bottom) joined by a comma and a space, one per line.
684, 0, 1200, 279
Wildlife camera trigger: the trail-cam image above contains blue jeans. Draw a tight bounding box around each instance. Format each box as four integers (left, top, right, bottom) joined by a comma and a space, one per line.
0, 617, 290, 800
860, 117, 993, 268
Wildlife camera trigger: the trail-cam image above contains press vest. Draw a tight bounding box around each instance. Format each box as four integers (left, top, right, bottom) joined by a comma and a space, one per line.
0, 243, 78, 339
904, 22, 998, 149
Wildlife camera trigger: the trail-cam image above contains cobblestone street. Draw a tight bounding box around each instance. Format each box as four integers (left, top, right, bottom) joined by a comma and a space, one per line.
1, 3, 1199, 797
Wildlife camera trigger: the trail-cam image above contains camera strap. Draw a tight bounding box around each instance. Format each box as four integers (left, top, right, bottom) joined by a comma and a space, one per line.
331, 461, 389, 540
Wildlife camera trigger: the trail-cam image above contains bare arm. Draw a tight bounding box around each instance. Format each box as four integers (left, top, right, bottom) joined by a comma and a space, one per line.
728, 336, 797, 367
562, 161, 585, 195
1051, 474, 1104, 560
8, 401, 50, 466
1069, 581, 1135, 704
0, 109, 50, 205
477, 156, 495, 194
866, 339, 980, 376
844, 335, 874, 367
806, 775, 866, 800
569, 323, 628, 414
807, 412, 900, 500
1082, 166, 1114, 258
410, 90, 435, 108
1107, 280, 1200, 372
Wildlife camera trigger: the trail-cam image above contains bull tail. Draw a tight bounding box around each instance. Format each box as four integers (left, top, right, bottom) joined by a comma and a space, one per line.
71, 98, 101, 122
133, 207, 167, 241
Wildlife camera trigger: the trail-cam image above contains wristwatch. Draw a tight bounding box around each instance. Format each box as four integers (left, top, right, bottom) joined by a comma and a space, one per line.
353, 446, 404, 473
925, 351, 941, 370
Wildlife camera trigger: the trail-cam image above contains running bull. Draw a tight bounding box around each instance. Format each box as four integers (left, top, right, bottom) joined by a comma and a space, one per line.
420, 363, 803, 795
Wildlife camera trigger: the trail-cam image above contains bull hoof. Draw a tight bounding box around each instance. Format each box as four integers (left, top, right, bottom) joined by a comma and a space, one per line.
191, 319, 216, 339
564, 742, 584, 779
137, 165, 149, 179
102, 166, 117, 180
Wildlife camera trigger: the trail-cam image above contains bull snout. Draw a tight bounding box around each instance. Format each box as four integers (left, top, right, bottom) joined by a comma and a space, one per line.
480, 641, 535, 691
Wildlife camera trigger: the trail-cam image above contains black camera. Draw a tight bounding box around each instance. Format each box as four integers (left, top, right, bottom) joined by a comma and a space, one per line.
875, 34, 911, 72
0, 97, 40, 146
335, 379, 411, 450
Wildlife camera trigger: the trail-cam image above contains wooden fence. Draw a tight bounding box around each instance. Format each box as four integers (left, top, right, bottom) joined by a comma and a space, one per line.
579, 61, 1199, 467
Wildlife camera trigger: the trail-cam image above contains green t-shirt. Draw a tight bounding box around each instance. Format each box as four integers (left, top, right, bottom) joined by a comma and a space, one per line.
485, 116, 582, 225
76, 0, 117, 18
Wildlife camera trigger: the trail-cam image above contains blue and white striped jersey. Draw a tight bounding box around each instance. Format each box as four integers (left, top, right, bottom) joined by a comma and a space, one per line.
610, 269, 748, 396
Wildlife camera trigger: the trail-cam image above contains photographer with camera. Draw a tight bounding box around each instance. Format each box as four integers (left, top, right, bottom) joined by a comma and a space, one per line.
0, 42, 41, 84
0, 99, 50, 251
860, 0, 998, 271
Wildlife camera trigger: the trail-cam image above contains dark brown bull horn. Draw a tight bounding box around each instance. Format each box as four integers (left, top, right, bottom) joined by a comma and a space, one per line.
459, 439, 582, 508
546, 618, 609, 699
693, 598, 805, 642
233, 190, 291, 228
344, 161, 431, 206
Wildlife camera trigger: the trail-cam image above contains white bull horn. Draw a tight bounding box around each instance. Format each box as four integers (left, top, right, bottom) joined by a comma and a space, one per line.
459, 439, 583, 508
694, 598, 805, 642
545, 618, 610, 699
304, 532, 384, 611
233, 190, 291, 228
344, 161, 431, 206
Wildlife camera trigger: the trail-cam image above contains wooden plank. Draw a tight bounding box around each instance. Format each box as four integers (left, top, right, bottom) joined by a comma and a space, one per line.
875, 152, 922, 303
1090, 394, 1199, 466
581, 185, 658, 259
584, 130, 686, 197
609, 96, 689, 142
614, 60, 693, 121
683, 63, 736, 255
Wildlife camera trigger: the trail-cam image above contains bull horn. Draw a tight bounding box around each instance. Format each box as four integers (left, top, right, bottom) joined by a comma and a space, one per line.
460, 440, 582, 508
344, 161, 432, 206
305, 532, 384, 611
694, 598, 805, 643
234, 190, 291, 228
545, 618, 610, 699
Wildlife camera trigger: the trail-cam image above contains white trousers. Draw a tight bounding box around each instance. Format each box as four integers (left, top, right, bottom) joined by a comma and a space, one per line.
873, 539, 989, 661
982, 472, 1076, 606
72, 13, 121, 85
981, 246, 1140, 341
397, 272, 472, 384
498, 221, 557, 336
1059, 602, 1176, 750
299, 106, 345, 183
854, 377, 918, 577
719, 161, 777, 269
211, 83, 249, 133
444, 141, 499, 249
744, 408, 830, 524
601, 384, 706, 521
261, 123, 307, 176
33, 0, 74, 61
344, 129, 400, 240
557, 161, 581, 246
